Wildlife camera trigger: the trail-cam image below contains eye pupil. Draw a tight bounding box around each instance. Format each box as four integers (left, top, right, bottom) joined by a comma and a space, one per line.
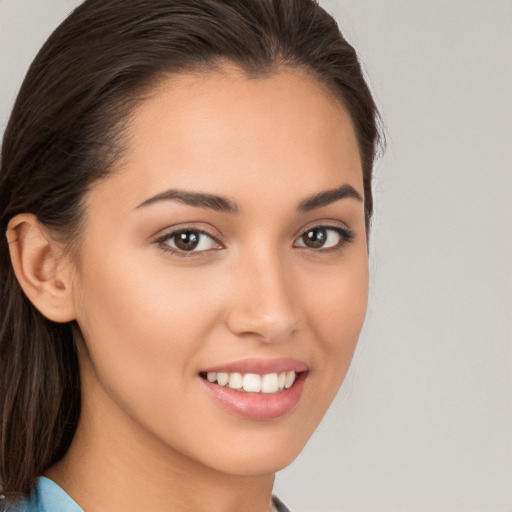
302, 228, 327, 248
175, 231, 200, 251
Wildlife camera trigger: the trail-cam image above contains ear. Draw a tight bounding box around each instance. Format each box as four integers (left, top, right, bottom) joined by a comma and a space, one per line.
6, 213, 77, 323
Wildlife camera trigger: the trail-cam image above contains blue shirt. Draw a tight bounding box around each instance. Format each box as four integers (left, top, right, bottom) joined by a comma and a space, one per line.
6, 477, 82, 512
7, 477, 291, 512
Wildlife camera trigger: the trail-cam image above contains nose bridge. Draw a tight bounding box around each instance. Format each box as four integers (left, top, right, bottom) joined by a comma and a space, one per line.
227, 242, 298, 343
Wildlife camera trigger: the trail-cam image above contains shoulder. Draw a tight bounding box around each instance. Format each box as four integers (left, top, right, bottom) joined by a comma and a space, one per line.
0, 495, 32, 512
0, 478, 82, 512
0, 490, 38, 512
272, 495, 293, 512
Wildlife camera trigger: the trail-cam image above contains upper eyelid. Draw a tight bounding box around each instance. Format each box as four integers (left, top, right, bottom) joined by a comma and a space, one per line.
292, 219, 351, 239
154, 224, 223, 244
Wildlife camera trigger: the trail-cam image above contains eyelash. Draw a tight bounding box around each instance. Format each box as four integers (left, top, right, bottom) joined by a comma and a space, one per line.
154, 224, 355, 259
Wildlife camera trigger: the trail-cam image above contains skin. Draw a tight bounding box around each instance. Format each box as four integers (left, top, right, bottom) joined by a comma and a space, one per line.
10, 64, 368, 512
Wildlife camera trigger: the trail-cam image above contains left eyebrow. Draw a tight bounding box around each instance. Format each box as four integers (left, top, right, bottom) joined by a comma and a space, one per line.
297, 184, 363, 212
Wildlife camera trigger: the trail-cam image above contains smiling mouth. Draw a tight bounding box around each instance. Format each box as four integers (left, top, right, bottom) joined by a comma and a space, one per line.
199, 362, 308, 420
199, 371, 299, 394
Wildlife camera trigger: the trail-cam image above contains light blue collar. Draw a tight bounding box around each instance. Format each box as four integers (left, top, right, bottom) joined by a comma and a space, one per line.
16, 476, 83, 512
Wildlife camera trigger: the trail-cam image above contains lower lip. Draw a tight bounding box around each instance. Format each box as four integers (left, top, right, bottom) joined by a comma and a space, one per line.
200, 372, 307, 421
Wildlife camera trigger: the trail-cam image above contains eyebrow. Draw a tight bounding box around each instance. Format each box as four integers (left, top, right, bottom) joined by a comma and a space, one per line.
135, 184, 363, 213
297, 184, 363, 212
136, 189, 239, 213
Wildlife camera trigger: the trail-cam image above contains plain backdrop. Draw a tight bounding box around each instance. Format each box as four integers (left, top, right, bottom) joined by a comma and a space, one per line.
1, 1, 511, 511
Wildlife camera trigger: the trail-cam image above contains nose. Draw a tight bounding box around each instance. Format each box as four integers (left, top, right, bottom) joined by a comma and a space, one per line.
225, 248, 299, 344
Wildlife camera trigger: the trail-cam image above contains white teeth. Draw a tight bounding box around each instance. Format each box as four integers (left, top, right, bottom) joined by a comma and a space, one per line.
261, 373, 279, 393
228, 372, 243, 389
285, 371, 295, 389
217, 372, 229, 386
204, 370, 297, 393
243, 373, 262, 393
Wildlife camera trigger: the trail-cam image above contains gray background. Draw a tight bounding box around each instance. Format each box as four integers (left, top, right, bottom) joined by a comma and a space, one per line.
1, 1, 511, 511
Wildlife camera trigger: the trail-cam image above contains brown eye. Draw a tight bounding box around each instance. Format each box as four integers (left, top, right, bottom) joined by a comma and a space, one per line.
174, 231, 200, 251
157, 229, 219, 254
294, 225, 354, 251
301, 228, 328, 249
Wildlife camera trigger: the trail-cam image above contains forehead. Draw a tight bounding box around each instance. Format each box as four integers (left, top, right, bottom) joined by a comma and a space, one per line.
93, 65, 363, 211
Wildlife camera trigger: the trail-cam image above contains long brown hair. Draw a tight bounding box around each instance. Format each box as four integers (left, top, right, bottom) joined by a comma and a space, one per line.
0, 0, 381, 502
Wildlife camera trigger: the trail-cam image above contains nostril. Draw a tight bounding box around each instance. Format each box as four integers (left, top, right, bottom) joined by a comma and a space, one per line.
225, 308, 299, 344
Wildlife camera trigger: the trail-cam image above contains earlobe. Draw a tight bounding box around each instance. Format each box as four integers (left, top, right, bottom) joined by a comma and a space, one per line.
6, 213, 77, 323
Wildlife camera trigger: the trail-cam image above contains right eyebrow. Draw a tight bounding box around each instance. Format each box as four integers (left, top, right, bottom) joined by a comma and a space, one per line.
135, 189, 239, 214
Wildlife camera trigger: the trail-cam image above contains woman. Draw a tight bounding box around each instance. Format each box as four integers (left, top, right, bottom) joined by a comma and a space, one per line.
0, 0, 380, 510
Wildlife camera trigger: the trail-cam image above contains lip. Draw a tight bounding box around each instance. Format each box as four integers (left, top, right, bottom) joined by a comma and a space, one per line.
199, 358, 309, 421
200, 357, 309, 375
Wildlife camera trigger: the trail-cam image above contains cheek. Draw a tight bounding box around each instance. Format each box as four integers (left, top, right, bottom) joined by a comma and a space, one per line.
311, 249, 368, 328
72, 246, 225, 403
304, 249, 369, 383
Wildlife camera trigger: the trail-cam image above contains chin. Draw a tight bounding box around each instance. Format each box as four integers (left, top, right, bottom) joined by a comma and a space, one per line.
212, 448, 303, 477
190, 423, 314, 477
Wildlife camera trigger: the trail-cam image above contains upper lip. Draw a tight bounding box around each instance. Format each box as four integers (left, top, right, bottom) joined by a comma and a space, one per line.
200, 357, 309, 375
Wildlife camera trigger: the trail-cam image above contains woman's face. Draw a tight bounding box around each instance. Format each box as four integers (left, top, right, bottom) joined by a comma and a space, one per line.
69, 65, 368, 476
